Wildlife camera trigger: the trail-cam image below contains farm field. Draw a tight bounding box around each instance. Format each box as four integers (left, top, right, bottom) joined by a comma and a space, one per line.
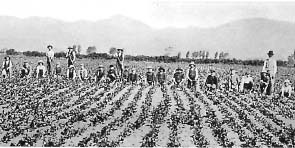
0, 55, 295, 147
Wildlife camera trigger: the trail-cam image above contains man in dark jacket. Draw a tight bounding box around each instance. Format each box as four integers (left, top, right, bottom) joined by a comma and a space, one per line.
122, 66, 129, 83
95, 65, 105, 83
157, 67, 166, 87
146, 66, 156, 85
173, 67, 184, 88
205, 70, 218, 91
128, 68, 138, 85
107, 65, 117, 84
66, 46, 76, 67
20, 62, 31, 78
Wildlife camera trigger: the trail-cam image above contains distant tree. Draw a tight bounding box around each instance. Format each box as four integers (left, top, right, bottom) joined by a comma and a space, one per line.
192, 51, 198, 59
214, 52, 219, 59
205, 51, 209, 59
0, 48, 8, 53
109, 47, 117, 56
6, 49, 18, 55
223, 52, 229, 59
219, 52, 224, 59
202, 50, 206, 59
86, 46, 97, 55
55, 52, 66, 58
186, 51, 190, 59
23, 51, 46, 57
177, 52, 181, 59
77, 45, 82, 55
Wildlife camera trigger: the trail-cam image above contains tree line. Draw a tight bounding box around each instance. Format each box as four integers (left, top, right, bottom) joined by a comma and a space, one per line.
2, 47, 288, 67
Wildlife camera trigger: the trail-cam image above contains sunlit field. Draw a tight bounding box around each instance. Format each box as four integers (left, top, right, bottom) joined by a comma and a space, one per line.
0, 54, 294, 147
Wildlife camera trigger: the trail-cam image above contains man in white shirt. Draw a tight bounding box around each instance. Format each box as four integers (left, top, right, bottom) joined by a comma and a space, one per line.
281, 79, 292, 98
36, 60, 47, 78
262, 50, 277, 95
46, 45, 54, 75
240, 73, 254, 93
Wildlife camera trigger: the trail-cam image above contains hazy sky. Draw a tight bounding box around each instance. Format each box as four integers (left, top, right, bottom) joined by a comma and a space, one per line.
1, 0, 295, 28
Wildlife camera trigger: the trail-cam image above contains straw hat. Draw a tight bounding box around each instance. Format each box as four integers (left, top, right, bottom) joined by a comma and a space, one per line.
38, 60, 44, 64
189, 61, 195, 66
47, 45, 53, 49
267, 50, 274, 56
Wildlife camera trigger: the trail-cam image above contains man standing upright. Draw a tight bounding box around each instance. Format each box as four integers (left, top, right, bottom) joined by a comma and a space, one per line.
46, 45, 54, 75
116, 48, 124, 79
66, 46, 76, 67
186, 61, 199, 91
262, 50, 277, 95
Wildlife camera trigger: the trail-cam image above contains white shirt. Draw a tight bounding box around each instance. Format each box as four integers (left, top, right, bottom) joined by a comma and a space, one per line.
186, 67, 199, 81
36, 65, 46, 77
2, 61, 12, 69
242, 76, 253, 84
262, 57, 277, 76
78, 68, 88, 79
281, 85, 292, 96
46, 50, 54, 60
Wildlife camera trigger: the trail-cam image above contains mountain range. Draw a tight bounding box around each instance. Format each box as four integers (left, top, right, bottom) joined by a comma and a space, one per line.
0, 15, 294, 60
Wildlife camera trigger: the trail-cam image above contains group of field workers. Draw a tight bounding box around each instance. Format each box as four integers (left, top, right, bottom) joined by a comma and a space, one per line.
1, 45, 292, 97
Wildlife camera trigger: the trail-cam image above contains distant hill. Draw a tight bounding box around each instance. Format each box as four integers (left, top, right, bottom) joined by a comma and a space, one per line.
0, 15, 294, 60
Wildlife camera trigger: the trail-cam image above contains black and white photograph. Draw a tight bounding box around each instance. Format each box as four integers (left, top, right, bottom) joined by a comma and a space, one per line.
0, 0, 295, 147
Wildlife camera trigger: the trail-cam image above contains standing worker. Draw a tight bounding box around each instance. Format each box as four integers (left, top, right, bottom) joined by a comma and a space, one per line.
262, 50, 277, 96
66, 46, 76, 67
46, 45, 54, 75
116, 48, 124, 79
146, 66, 156, 86
156, 67, 166, 88
186, 61, 199, 91
2, 56, 13, 79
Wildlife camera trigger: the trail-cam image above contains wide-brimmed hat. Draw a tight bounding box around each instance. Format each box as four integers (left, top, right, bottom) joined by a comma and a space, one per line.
38, 60, 44, 64
117, 48, 124, 51
68, 46, 73, 49
176, 67, 183, 71
147, 66, 153, 69
110, 65, 114, 68
267, 50, 274, 55
47, 45, 53, 49
158, 67, 165, 72
189, 61, 195, 66
98, 65, 104, 68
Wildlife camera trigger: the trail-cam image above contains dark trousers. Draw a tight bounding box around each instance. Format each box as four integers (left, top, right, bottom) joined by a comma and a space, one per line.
47, 60, 52, 75
68, 59, 74, 67
187, 80, 196, 89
